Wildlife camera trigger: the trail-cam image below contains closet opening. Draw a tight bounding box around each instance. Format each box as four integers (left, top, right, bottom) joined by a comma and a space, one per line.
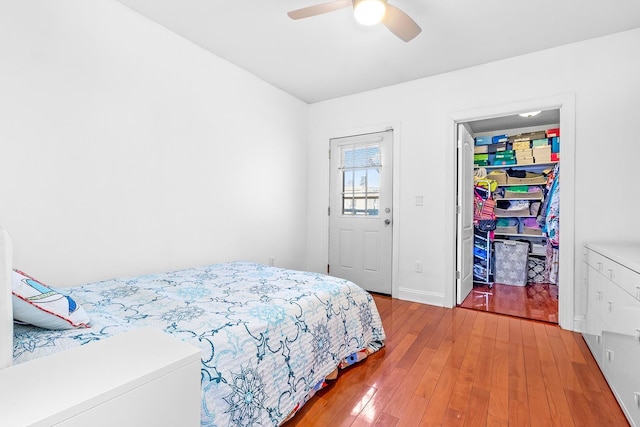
457, 109, 561, 323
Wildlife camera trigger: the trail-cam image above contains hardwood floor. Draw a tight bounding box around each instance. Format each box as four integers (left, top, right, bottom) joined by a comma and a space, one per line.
460, 283, 559, 323
287, 294, 628, 426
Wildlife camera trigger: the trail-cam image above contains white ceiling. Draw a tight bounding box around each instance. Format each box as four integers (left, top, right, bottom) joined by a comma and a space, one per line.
116, 0, 640, 104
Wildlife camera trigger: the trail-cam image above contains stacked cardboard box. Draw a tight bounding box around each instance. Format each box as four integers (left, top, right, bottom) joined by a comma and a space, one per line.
512, 140, 530, 151
533, 145, 551, 163
508, 130, 546, 143
515, 148, 534, 165
474, 145, 488, 154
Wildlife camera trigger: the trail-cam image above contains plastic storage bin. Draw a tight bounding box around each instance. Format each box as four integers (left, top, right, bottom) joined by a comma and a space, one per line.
494, 240, 529, 286
528, 257, 549, 283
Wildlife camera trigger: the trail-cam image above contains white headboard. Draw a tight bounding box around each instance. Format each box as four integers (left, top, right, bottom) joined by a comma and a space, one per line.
0, 226, 13, 369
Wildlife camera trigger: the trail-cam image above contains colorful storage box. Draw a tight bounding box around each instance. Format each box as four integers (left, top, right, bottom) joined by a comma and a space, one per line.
487, 142, 507, 153
551, 137, 560, 153
546, 128, 560, 138
475, 136, 493, 145
504, 188, 543, 199
474, 145, 489, 154
494, 241, 529, 286
493, 159, 516, 166
492, 134, 509, 143
532, 138, 549, 147
506, 185, 529, 192
474, 153, 489, 161
551, 153, 560, 162
494, 150, 514, 160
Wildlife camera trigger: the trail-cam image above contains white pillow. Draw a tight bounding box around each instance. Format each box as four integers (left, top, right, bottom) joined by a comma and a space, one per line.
12, 269, 90, 330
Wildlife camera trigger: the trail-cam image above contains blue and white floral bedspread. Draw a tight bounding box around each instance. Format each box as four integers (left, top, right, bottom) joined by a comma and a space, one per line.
13, 262, 386, 426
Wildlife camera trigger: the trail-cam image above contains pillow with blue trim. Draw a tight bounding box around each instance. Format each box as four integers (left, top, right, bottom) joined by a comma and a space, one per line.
12, 269, 90, 329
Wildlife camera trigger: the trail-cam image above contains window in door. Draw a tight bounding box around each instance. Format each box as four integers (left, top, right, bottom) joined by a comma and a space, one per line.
340, 144, 381, 216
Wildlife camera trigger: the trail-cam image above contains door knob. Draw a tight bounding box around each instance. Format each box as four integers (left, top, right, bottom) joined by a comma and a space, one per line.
384, 219, 391, 225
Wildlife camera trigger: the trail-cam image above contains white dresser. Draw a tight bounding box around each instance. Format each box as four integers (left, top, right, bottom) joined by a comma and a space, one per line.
583, 242, 640, 426
0, 327, 202, 426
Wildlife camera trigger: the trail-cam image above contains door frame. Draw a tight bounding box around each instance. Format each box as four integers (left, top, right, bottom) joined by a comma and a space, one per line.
456, 123, 476, 304
445, 94, 577, 331
326, 122, 401, 298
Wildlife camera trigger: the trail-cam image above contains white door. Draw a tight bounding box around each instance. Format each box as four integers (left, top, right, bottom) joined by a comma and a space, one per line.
456, 124, 475, 304
329, 130, 393, 294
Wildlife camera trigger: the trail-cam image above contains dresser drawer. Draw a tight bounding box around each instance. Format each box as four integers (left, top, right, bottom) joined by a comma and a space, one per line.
585, 249, 609, 272
600, 277, 640, 338
586, 263, 606, 336
584, 332, 604, 366
603, 332, 640, 426
609, 262, 640, 303
587, 248, 640, 302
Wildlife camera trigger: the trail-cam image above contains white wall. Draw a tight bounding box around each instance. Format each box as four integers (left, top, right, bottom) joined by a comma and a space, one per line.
306, 28, 640, 323
0, 0, 309, 285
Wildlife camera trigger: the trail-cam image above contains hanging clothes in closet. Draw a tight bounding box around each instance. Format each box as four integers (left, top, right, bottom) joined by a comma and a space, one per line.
538, 164, 560, 284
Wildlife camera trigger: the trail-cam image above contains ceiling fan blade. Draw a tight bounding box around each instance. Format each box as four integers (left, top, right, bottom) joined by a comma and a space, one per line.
382, 3, 422, 42
287, 0, 352, 20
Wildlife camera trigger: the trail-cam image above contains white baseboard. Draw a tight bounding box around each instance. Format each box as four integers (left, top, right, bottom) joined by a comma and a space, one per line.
572, 315, 586, 333
397, 287, 445, 307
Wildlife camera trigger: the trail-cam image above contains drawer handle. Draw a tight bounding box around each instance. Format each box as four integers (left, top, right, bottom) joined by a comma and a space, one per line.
606, 349, 614, 362
597, 262, 602, 272
637, 329, 640, 342
597, 291, 603, 301
636, 392, 640, 407
608, 301, 613, 312
636, 286, 640, 300
608, 268, 613, 280
596, 335, 602, 344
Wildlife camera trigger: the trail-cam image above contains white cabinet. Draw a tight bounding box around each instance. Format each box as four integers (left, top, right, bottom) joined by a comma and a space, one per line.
583, 242, 640, 427
0, 327, 202, 427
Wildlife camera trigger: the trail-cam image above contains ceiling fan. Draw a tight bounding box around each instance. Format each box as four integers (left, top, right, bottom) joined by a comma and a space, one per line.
287, 0, 422, 42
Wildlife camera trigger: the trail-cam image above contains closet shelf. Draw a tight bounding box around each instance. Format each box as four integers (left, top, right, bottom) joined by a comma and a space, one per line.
494, 232, 546, 238
498, 183, 546, 187
494, 196, 543, 201
475, 161, 559, 170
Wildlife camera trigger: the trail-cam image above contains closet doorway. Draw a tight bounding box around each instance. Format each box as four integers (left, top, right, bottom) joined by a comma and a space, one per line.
452, 97, 575, 329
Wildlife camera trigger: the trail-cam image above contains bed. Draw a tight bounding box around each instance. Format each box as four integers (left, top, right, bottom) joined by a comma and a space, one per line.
1, 227, 386, 426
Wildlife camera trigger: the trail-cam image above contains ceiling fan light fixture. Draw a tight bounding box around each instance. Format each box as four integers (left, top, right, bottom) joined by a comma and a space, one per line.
353, 0, 387, 26
519, 111, 541, 118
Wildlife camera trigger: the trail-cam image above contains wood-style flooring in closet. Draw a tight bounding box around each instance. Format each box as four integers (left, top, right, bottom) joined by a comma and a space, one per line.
286, 294, 626, 426
460, 283, 559, 324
